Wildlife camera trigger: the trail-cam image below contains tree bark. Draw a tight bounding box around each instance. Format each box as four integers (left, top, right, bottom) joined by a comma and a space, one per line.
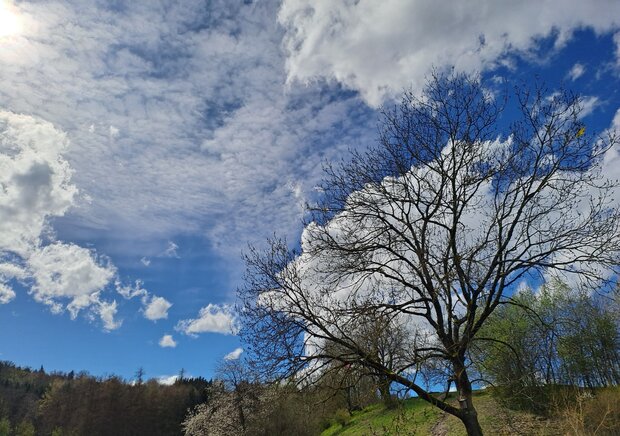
454, 362, 484, 436
378, 377, 396, 409
461, 410, 484, 436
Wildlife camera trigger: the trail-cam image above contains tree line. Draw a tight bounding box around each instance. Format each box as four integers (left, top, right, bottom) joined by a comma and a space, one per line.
473, 280, 620, 413
0, 362, 210, 436
182, 280, 620, 435
0, 280, 618, 435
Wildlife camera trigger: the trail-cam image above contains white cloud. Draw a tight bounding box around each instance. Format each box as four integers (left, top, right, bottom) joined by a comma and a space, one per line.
176, 304, 238, 336
0, 111, 125, 328
162, 241, 179, 258
224, 347, 243, 360
602, 108, 620, 204
157, 375, 179, 385
116, 279, 172, 322
279, 0, 620, 106
116, 279, 148, 300
579, 96, 600, 118
27, 242, 117, 318
614, 32, 620, 67
568, 63, 586, 81
0, 111, 76, 256
0, 283, 16, 304
159, 334, 177, 348
140, 257, 151, 267
0, 263, 26, 305
97, 300, 122, 331
0, 109, 161, 330
0, 1, 375, 263
143, 295, 172, 321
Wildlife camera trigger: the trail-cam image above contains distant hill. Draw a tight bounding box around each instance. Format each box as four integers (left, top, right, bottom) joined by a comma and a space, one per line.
0, 361, 211, 436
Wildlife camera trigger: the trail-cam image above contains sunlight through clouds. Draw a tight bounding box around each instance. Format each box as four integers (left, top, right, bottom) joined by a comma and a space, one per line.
0, 1, 23, 38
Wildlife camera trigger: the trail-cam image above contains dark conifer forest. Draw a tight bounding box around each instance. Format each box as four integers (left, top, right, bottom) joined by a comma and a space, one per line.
0, 361, 210, 436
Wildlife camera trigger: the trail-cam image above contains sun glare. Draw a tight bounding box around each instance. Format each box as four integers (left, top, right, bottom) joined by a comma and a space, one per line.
0, 1, 22, 38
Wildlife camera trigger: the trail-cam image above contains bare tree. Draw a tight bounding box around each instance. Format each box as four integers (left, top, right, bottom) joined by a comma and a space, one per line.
239, 72, 620, 435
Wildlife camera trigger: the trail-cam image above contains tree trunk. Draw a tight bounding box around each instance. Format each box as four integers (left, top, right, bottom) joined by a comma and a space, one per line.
454, 361, 484, 436
461, 410, 484, 436
378, 378, 396, 409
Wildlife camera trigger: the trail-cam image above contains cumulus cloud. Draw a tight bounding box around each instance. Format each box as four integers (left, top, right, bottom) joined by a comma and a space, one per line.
278, 0, 620, 106
224, 347, 243, 360
0, 111, 76, 256
28, 242, 116, 317
143, 295, 172, 321
0, 283, 16, 304
0, 111, 123, 328
176, 304, 238, 336
159, 334, 177, 348
0, 263, 26, 305
116, 279, 148, 300
601, 108, 620, 205
116, 279, 172, 322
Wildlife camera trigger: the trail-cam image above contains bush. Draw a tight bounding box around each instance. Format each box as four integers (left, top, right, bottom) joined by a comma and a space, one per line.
558, 388, 620, 435
333, 408, 351, 427
0, 417, 10, 436
14, 421, 35, 436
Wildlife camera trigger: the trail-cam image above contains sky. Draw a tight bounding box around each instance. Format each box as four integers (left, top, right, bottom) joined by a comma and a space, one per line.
0, 0, 619, 383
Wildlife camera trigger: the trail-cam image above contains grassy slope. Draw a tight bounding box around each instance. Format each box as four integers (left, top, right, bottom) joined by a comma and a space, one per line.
321, 390, 562, 435
321, 396, 441, 436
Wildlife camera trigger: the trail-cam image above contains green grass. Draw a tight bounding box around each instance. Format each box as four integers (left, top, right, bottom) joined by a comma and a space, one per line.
321, 397, 441, 436
321, 390, 564, 435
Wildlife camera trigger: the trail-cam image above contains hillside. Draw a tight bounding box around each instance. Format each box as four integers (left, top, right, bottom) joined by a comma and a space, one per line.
321, 389, 620, 435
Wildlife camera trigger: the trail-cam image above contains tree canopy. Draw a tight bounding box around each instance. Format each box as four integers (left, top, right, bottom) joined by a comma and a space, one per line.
239, 72, 620, 436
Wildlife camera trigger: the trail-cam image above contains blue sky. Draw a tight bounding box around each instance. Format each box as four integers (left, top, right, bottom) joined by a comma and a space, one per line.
0, 0, 619, 383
